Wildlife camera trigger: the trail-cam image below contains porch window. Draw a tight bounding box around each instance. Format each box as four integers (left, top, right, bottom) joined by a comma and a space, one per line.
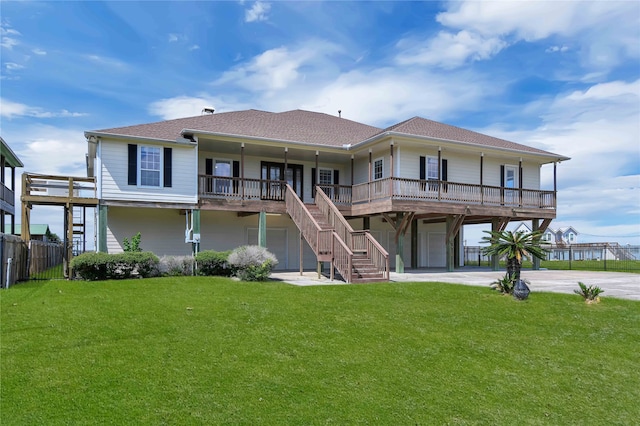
319, 168, 333, 185
373, 158, 383, 180
215, 159, 231, 193
140, 146, 161, 187
427, 157, 438, 180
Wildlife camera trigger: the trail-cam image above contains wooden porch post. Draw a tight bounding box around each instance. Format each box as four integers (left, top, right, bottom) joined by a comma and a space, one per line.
241, 143, 245, 200
21, 173, 31, 242
350, 155, 354, 186
480, 153, 484, 204
437, 147, 442, 201
368, 149, 372, 202
411, 218, 418, 269
519, 158, 523, 207
299, 231, 303, 276
396, 212, 405, 273
389, 142, 394, 196
553, 162, 557, 208
532, 218, 540, 270
490, 218, 500, 271
315, 151, 319, 198
445, 214, 465, 272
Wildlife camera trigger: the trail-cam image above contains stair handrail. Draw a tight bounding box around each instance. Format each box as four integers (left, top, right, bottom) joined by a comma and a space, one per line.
316, 186, 389, 280
331, 231, 353, 284
285, 185, 332, 257
315, 186, 355, 246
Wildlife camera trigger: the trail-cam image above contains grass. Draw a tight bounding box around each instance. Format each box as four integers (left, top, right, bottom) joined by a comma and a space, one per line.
2, 277, 639, 425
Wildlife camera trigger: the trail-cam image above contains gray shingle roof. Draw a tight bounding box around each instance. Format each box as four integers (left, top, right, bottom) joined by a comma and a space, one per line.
91, 109, 565, 158
381, 117, 555, 156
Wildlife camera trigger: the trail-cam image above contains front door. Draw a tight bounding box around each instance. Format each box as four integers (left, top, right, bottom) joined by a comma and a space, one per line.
261, 162, 303, 200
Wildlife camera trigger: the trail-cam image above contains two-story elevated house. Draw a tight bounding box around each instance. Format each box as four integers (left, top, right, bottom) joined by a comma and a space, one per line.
85, 109, 569, 282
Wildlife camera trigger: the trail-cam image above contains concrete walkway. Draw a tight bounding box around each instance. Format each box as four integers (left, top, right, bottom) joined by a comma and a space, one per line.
270, 268, 640, 301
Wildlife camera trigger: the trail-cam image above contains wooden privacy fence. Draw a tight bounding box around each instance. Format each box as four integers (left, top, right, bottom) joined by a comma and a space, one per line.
1, 235, 65, 287
1, 234, 29, 288
28, 240, 64, 279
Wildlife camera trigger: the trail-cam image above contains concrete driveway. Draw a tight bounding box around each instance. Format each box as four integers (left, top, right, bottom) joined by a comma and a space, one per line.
271, 268, 640, 301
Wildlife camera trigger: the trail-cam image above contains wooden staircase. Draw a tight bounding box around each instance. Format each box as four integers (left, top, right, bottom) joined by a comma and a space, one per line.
285, 185, 389, 283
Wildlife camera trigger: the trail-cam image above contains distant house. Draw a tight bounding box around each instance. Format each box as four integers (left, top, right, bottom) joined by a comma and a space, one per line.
5, 224, 53, 242
1, 137, 23, 235
513, 222, 578, 245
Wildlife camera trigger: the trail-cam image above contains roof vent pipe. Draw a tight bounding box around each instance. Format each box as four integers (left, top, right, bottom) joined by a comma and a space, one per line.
338, 110, 341, 118
202, 108, 215, 115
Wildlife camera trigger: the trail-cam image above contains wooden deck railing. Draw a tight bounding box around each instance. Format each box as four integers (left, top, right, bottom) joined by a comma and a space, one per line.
199, 175, 287, 201
316, 187, 389, 280
199, 175, 555, 210
351, 178, 556, 209
285, 185, 332, 259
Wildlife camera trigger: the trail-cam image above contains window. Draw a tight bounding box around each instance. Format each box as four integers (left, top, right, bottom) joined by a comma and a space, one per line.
128, 144, 171, 188
319, 168, 333, 185
427, 157, 438, 180
374, 158, 383, 180
140, 146, 161, 187
215, 159, 231, 193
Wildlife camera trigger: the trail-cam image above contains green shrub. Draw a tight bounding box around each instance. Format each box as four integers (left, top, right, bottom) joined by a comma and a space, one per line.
574, 282, 604, 303
71, 251, 159, 281
490, 273, 515, 295
158, 255, 195, 276
123, 232, 143, 252
228, 246, 277, 281
71, 252, 111, 281
196, 250, 233, 276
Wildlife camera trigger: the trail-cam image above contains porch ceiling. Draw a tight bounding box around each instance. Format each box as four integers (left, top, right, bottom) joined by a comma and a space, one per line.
197, 136, 351, 164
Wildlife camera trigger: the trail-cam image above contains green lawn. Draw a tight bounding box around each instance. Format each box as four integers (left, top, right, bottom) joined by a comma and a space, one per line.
2, 277, 639, 425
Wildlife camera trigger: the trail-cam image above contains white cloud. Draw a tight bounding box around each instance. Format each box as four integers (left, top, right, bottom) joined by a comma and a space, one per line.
1, 22, 21, 49
0, 98, 88, 119
215, 41, 342, 93
84, 54, 128, 69
396, 30, 507, 68
189, 44, 200, 51
148, 95, 250, 120
245, 1, 271, 23
168, 33, 179, 42
435, 0, 639, 72
546, 45, 569, 53
32, 48, 47, 55
5, 62, 24, 71
1, 36, 19, 49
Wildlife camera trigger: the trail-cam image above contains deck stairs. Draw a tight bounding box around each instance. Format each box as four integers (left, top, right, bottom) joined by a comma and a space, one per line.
285, 185, 389, 283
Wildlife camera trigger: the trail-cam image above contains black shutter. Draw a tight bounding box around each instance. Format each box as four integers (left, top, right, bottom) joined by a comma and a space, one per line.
233, 160, 240, 194
311, 167, 316, 198
441, 159, 448, 181
205, 159, 213, 175
128, 144, 137, 185
419, 156, 426, 180
500, 165, 505, 187
163, 148, 172, 187
333, 170, 339, 185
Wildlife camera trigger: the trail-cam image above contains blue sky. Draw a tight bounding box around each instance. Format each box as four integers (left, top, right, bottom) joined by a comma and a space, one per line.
1, 0, 639, 245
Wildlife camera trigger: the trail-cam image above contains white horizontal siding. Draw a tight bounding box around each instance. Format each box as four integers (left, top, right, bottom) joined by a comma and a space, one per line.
100, 138, 197, 203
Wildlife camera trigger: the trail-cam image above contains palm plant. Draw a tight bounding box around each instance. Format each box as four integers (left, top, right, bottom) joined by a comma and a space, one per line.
481, 230, 548, 282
